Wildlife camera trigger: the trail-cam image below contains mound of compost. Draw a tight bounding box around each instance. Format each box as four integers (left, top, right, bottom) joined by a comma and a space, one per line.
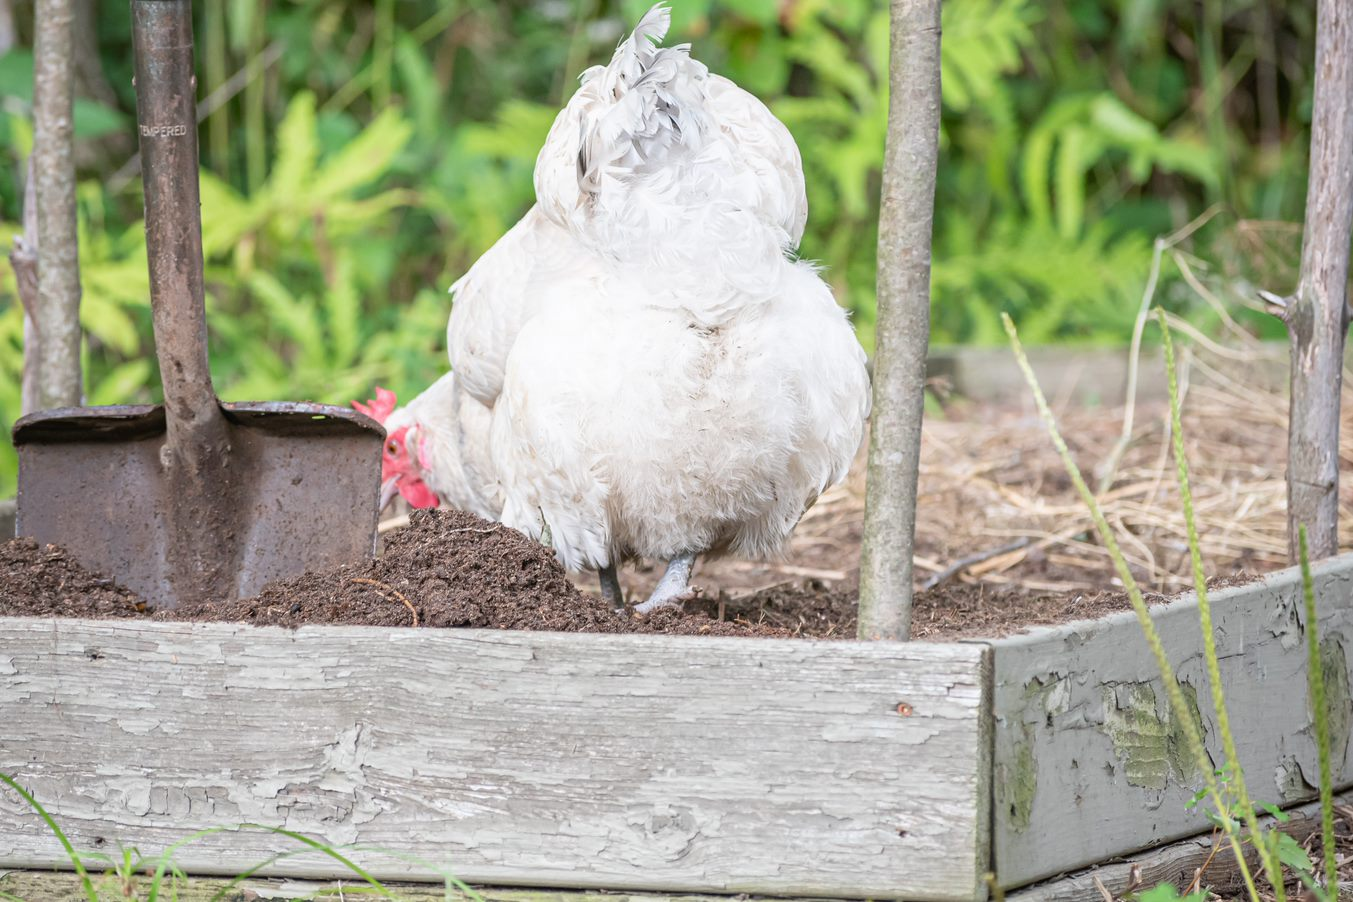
0, 510, 785, 637
172, 509, 784, 636
0, 537, 148, 618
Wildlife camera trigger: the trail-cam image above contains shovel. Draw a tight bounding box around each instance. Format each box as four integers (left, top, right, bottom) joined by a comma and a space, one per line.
11, 0, 384, 609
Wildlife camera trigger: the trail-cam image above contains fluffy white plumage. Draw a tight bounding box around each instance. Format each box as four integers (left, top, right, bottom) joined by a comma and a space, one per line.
380, 5, 869, 609
440, 4, 871, 597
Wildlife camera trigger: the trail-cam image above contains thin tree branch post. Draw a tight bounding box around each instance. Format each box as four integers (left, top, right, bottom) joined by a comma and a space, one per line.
12, 159, 39, 414
857, 0, 942, 641
1285, 0, 1353, 563
29, 0, 84, 411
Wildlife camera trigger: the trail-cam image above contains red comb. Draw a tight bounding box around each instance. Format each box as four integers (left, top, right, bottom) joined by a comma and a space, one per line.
352, 387, 397, 423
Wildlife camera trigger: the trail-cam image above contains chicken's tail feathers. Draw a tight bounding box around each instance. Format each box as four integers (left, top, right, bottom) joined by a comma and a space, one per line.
572, 3, 709, 196
615, 3, 671, 69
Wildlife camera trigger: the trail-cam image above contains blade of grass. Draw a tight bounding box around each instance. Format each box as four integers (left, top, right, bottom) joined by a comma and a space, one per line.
1157, 307, 1283, 894
141, 823, 396, 901
1002, 312, 1261, 902
1300, 525, 1339, 898
0, 773, 98, 902
348, 845, 486, 902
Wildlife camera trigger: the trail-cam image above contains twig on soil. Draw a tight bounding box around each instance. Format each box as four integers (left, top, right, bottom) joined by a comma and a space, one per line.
1185, 828, 1225, 895
348, 577, 419, 627
1097, 206, 1222, 495
377, 514, 409, 534
920, 538, 1032, 591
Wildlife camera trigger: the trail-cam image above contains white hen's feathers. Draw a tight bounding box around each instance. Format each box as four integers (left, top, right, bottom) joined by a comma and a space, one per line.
492, 262, 869, 571
532, 7, 807, 323
437, 4, 869, 573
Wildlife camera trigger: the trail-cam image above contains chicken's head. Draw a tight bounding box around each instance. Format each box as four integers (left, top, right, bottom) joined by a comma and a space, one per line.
352, 387, 441, 512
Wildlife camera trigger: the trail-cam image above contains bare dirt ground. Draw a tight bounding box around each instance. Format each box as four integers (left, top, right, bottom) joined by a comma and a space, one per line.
6, 342, 1351, 641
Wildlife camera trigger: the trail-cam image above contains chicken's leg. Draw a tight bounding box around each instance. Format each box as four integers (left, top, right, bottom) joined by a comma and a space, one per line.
599, 563, 624, 610
634, 552, 697, 615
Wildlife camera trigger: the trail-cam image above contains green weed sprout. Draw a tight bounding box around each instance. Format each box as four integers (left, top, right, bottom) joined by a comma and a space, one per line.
0, 771, 429, 901
0, 773, 98, 902
1002, 312, 1268, 900
1300, 525, 1339, 897
1156, 309, 1283, 895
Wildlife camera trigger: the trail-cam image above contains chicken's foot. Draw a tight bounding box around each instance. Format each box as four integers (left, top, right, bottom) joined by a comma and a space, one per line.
634, 552, 698, 615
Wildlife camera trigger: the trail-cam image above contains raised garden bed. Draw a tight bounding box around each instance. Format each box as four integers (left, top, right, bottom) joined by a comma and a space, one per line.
3, 536, 1351, 900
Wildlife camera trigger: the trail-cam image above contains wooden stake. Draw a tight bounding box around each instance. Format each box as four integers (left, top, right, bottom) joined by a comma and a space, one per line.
1284, 0, 1353, 562
857, 0, 942, 640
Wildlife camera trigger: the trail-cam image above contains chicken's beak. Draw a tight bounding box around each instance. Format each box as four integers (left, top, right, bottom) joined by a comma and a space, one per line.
379, 477, 400, 512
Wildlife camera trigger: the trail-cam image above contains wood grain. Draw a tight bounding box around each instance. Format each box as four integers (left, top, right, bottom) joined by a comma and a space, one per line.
0, 622, 989, 900
990, 552, 1353, 888
1009, 788, 1353, 902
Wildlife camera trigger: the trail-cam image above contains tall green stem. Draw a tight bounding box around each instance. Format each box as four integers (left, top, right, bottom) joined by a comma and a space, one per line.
1299, 526, 1339, 897
1003, 312, 1259, 901
1157, 309, 1281, 895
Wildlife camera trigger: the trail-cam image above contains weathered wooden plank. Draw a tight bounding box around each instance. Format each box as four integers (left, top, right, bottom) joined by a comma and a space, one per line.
990, 552, 1353, 888
0, 871, 812, 902
0, 621, 990, 900
1008, 787, 1353, 902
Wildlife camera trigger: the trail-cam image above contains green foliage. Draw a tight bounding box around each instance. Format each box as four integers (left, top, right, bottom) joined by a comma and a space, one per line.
1134, 884, 1208, 902
0, 0, 1321, 496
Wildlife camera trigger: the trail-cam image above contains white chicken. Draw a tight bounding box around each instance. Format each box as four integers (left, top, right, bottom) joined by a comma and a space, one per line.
456, 4, 872, 613
364, 5, 869, 614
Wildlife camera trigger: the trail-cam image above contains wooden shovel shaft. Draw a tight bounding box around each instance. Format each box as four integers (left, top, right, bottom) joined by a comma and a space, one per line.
132, 0, 216, 423
131, 0, 233, 603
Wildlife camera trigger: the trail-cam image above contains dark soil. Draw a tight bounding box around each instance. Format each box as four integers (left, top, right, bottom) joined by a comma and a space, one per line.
2, 508, 1240, 641
0, 511, 786, 638
0, 537, 149, 618
687, 580, 1158, 641
168, 510, 784, 637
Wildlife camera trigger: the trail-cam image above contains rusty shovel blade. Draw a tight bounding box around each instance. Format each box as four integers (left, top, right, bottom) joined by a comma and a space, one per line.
12, 0, 384, 609
14, 403, 383, 608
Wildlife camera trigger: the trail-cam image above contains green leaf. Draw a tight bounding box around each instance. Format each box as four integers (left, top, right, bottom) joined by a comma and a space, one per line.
326, 256, 361, 367
73, 100, 129, 140
80, 292, 142, 357
1258, 801, 1291, 823
1135, 883, 1207, 902
0, 51, 34, 102
721, 0, 780, 25
1275, 831, 1315, 875
309, 107, 413, 204
246, 271, 325, 368
268, 91, 320, 205
199, 170, 261, 255
1088, 94, 1159, 145
1054, 124, 1087, 239
394, 33, 441, 142
88, 360, 152, 406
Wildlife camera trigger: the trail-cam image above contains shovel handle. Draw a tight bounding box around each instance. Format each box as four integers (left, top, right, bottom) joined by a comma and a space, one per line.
131, 0, 218, 424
